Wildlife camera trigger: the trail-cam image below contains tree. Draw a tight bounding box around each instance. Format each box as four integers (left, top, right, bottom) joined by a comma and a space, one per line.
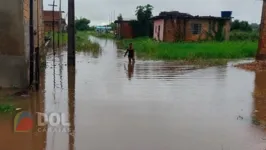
133, 4, 154, 37
75, 17, 91, 31
108, 22, 116, 30
231, 20, 252, 32
117, 14, 123, 21
135, 4, 153, 22
144, 4, 153, 19
250, 23, 259, 31
136, 6, 145, 22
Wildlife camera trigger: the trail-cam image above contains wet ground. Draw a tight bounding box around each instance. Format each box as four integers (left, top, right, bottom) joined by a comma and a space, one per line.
1, 37, 266, 150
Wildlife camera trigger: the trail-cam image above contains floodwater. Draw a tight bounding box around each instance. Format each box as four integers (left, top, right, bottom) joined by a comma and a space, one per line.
1, 37, 266, 150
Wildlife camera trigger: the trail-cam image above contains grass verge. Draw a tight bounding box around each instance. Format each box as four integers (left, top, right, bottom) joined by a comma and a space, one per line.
46, 32, 68, 46
118, 37, 257, 66
76, 32, 101, 53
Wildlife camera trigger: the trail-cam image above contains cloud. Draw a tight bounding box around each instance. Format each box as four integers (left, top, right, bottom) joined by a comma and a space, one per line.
43, 0, 263, 25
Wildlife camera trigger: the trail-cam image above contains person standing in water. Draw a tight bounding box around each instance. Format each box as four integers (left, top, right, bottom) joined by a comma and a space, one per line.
124, 43, 135, 63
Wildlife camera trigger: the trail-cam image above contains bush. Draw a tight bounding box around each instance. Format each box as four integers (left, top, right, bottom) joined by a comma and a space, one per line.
230, 31, 259, 41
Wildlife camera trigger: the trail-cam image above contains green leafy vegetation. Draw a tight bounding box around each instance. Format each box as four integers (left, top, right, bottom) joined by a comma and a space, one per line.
229, 20, 259, 41
231, 20, 256, 32
117, 14, 123, 21
54, 32, 68, 45
46, 32, 68, 45
0, 104, 16, 113
75, 17, 91, 31
76, 32, 101, 52
230, 31, 259, 41
118, 4, 154, 38
119, 37, 257, 60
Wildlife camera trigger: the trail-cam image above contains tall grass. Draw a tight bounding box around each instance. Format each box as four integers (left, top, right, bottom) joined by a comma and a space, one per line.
120, 37, 257, 60
88, 31, 114, 39
230, 31, 259, 41
46, 32, 68, 45
76, 32, 101, 52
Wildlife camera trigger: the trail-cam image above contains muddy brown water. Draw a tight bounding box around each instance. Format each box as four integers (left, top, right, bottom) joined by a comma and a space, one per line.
1, 37, 266, 150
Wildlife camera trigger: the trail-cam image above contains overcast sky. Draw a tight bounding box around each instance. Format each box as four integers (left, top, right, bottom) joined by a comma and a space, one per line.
43, 0, 263, 25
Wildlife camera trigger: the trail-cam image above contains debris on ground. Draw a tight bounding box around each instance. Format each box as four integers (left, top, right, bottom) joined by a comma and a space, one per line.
235, 61, 266, 72
12, 90, 29, 97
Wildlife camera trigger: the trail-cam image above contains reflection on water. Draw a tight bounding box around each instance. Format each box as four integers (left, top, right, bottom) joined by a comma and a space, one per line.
253, 71, 266, 129
0, 72, 47, 150
68, 65, 76, 150
124, 62, 134, 80
2, 37, 266, 150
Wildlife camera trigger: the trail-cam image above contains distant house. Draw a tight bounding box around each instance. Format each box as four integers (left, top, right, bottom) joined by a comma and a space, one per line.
114, 20, 134, 39
43, 10, 66, 32
151, 11, 232, 42
95, 26, 112, 33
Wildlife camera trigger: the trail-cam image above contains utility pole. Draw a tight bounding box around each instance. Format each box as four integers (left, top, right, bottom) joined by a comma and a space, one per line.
48, 1, 57, 56
58, 0, 62, 48
68, 0, 75, 66
114, 10, 115, 22
29, 0, 34, 86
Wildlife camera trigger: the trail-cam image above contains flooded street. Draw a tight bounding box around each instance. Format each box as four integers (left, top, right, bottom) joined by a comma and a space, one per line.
1, 37, 266, 150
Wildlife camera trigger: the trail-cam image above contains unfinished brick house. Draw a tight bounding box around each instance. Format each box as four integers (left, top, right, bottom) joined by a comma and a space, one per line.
151, 11, 232, 42
114, 20, 134, 39
43, 10, 66, 32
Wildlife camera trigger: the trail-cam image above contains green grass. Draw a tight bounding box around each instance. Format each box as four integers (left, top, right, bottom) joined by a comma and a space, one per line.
76, 31, 101, 52
88, 31, 114, 39
0, 104, 16, 113
46, 32, 68, 45
230, 30, 259, 41
119, 37, 257, 60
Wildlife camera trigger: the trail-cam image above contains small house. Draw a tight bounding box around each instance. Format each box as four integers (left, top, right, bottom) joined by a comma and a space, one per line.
151, 11, 232, 42
114, 20, 134, 39
95, 26, 112, 33
43, 10, 66, 32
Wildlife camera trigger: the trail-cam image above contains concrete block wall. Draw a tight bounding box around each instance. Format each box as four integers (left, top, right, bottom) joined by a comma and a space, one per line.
0, 0, 29, 88
0, 0, 44, 88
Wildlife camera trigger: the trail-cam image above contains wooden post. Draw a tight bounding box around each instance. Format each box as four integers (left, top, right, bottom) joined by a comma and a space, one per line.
29, 0, 34, 86
68, 0, 76, 66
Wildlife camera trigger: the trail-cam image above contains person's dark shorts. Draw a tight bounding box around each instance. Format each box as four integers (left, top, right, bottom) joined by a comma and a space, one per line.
128, 53, 134, 58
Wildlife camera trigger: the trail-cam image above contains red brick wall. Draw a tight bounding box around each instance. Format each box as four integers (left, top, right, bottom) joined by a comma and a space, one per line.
163, 19, 186, 42
44, 22, 60, 32
119, 22, 133, 39
24, 0, 44, 48
163, 18, 231, 42
43, 11, 62, 32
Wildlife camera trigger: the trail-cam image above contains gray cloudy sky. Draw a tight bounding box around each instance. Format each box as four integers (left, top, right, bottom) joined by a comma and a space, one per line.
43, 0, 263, 25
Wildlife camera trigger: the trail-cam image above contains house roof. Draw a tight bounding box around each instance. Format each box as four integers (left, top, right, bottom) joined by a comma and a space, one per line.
114, 20, 136, 23
151, 11, 232, 20
43, 10, 64, 22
